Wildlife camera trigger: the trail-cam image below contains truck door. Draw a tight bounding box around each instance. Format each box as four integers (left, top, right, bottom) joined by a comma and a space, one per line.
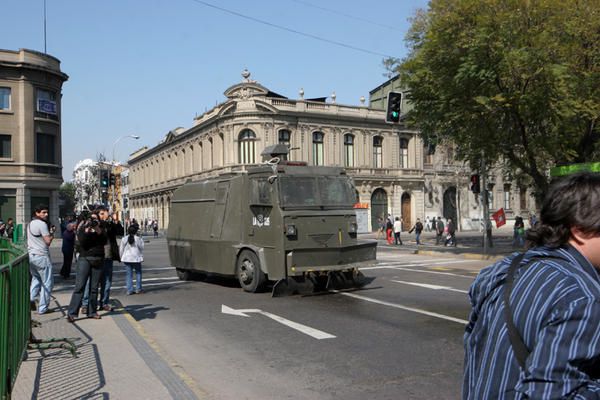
210, 181, 230, 239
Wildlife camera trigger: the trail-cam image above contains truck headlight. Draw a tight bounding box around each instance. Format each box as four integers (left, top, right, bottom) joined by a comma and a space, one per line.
285, 224, 297, 236
348, 222, 358, 234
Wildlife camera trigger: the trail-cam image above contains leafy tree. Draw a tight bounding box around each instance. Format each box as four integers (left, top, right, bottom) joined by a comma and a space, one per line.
389, 0, 600, 201
58, 182, 76, 217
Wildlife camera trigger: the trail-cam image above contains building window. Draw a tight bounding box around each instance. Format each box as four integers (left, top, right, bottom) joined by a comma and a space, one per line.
424, 144, 434, 165
399, 138, 409, 168
344, 134, 354, 167
313, 132, 324, 166
238, 129, 256, 164
504, 184, 511, 210
373, 136, 383, 168
278, 129, 291, 160
0, 88, 11, 110
0, 135, 11, 158
447, 146, 455, 164
36, 133, 56, 164
36, 88, 58, 120
519, 187, 527, 211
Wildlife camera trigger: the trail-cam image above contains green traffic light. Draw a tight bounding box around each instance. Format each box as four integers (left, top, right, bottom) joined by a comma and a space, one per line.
392, 111, 399, 118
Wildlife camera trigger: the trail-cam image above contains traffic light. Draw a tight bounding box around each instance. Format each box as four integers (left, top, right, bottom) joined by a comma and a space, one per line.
100, 170, 109, 188
123, 198, 129, 209
109, 173, 116, 186
385, 91, 402, 123
470, 174, 481, 193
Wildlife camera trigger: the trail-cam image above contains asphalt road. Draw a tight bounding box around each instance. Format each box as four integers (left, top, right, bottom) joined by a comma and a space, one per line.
55, 237, 493, 400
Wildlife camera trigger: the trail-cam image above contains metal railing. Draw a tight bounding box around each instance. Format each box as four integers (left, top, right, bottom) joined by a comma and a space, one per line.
0, 236, 30, 400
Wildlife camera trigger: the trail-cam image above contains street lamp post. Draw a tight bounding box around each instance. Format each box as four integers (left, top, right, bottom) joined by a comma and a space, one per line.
111, 134, 140, 215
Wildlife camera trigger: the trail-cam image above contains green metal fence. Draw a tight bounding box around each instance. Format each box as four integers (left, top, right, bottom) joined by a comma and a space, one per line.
0, 236, 30, 400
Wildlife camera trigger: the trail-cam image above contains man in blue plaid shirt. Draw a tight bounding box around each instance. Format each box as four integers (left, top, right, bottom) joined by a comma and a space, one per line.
464, 172, 600, 399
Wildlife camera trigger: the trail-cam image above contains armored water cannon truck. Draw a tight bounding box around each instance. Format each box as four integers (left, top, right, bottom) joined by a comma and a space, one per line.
167, 144, 377, 296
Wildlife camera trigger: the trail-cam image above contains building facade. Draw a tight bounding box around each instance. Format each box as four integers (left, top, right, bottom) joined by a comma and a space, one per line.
0, 48, 68, 227
128, 72, 535, 232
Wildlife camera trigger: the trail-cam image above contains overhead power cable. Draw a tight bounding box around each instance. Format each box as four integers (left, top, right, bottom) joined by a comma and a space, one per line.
290, 0, 403, 32
189, 0, 396, 58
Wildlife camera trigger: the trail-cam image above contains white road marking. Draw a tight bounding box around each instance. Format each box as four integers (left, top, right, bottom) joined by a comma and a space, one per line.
361, 264, 475, 278
390, 280, 469, 294
221, 305, 336, 340
334, 291, 468, 325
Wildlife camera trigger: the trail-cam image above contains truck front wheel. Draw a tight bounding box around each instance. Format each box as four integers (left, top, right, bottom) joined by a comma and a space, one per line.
236, 250, 266, 293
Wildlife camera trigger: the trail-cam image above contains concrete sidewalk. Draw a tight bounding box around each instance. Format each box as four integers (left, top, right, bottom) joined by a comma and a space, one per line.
359, 227, 522, 261
12, 273, 202, 399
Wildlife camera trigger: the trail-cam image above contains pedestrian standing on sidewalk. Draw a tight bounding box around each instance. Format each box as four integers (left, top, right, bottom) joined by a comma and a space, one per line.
120, 225, 145, 295
27, 204, 56, 315
425, 216, 432, 232
67, 212, 107, 321
60, 222, 76, 279
445, 217, 457, 247
375, 217, 385, 240
393, 217, 403, 245
385, 214, 394, 245
409, 218, 424, 245
152, 220, 159, 237
5, 217, 14, 242
464, 172, 600, 399
435, 216, 445, 245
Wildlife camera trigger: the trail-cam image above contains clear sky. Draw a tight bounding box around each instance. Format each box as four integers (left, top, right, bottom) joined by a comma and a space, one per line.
2, 0, 428, 181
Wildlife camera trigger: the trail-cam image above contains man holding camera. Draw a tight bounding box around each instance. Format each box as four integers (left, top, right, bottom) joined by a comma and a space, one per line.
28, 204, 56, 315
66, 210, 106, 321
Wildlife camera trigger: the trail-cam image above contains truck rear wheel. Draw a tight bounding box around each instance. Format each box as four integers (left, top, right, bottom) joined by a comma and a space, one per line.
176, 268, 192, 281
236, 250, 266, 293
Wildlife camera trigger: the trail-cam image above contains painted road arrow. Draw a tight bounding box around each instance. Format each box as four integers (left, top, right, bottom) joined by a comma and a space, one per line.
221, 305, 336, 340
391, 280, 468, 294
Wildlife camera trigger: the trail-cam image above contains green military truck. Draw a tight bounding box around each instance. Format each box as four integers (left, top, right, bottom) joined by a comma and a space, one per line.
167, 145, 377, 296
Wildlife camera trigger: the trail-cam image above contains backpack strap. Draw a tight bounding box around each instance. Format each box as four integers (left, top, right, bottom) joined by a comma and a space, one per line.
503, 253, 530, 369
503, 253, 565, 370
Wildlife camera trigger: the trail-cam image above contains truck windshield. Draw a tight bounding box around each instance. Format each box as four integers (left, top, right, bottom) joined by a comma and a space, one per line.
279, 176, 356, 208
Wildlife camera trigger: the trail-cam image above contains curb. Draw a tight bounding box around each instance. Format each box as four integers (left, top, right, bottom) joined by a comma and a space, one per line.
414, 249, 506, 261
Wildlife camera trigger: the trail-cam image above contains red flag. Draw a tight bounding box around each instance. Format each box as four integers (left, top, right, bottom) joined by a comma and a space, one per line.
492, 208, 506, 228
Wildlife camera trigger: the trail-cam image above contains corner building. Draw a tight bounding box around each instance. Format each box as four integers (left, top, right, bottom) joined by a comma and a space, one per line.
0, 49, 68, 227
128, 73, 532, 231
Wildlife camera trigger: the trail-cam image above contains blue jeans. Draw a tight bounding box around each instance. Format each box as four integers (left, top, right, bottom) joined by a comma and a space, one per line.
68, 257, 102, 317
83, 258, 113, 308
125, 262, 142, 294
415, 232, 421, 245
29, 254, 54, 314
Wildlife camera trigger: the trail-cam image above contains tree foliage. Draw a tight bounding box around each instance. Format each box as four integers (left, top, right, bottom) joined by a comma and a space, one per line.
391, 0, 600, 200
58, 182, 76, 217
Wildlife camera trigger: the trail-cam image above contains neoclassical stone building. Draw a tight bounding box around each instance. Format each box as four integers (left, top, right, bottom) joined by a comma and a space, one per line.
128, 72, 534, 232
0, 48, 68, 227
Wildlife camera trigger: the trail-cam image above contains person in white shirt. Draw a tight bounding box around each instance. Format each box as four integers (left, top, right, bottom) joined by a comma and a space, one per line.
28, 204, 56, 314
393, 217, 403, 245
119, 225, 144, 295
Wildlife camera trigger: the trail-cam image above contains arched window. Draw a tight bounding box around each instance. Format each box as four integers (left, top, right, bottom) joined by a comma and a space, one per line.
312, 132, 324, 166
278, 129, 291, 160
238, 129, 256, 164
344, 134, 355, 167
399, 138, 409, 168
373, 136, 383, 168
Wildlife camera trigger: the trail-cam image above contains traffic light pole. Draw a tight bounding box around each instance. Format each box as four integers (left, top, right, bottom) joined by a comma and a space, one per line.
481, 155, 489, 255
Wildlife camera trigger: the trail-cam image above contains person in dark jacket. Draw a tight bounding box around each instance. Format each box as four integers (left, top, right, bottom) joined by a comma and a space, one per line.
445, 217, 457, 247
81, 208, 124, 313
66, 212, 107, 321
60, 222, 76, 279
